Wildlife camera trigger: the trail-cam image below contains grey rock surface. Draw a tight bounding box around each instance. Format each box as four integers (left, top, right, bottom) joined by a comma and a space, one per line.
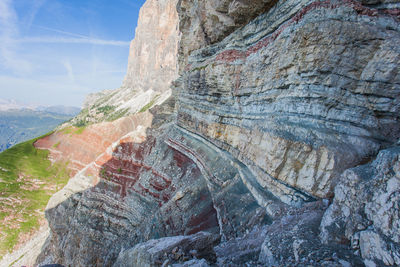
321, 146, 400, 266
258, 201, 364, 266
113, 232, 218, 267
176, 0, 400, 198
36, 105, 272, 266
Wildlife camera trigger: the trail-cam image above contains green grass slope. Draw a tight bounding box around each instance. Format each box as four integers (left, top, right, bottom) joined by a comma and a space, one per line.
0, 133, 70, 259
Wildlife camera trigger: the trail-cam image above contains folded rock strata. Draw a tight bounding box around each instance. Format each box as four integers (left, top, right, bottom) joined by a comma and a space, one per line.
34, 0, 400, 266
177, 0, 400, 198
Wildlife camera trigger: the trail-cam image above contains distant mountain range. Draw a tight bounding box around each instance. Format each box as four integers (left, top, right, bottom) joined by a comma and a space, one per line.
0, 99, 81, 152
0, 98, 81, 115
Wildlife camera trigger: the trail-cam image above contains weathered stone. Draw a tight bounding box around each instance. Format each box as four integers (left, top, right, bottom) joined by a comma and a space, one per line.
214, 226, 268, 265
112, 232, 218, 267
122, 0, 179, 92
258, 201, 364, 266
177, 0, 278, 70
34, 113, 153, 176
320, 146, 400, 266
36, 108, 273, 266
172, 259, 210, 267
176, 0, 400, 198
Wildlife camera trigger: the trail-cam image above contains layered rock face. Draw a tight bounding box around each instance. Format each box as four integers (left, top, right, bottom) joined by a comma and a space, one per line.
34, 114, 153, 176
177, 0, 400, 199
37, 101, 273, 266
177, 0, 279, 69
36, 0, 400, 266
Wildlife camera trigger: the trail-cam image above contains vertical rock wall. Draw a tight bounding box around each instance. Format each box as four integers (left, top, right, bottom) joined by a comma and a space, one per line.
71, 0, 180, 124
122, 0, 179, 92
176, 0, 400, 198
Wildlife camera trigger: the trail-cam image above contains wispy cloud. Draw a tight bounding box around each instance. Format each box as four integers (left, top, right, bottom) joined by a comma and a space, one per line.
33, 25, 91, 38
63, 60, 75, 82
27, 25, 130, 46
19, 36, 130, 46
0, 1, 129, 76
0, 0, 32, 73
25, 0, 47, 29
0, 0, 133, 106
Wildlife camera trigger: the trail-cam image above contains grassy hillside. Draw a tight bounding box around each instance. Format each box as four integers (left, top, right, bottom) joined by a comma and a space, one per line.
0, 134, 70, 259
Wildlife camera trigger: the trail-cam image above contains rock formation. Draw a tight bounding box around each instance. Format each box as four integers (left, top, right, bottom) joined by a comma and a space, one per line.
31, 0, 400, 266
34, 114, 153, 176
122, 0, 179, 92
320, 146, 400, 266
70, 0, 179, 125
177, 0, 400, 200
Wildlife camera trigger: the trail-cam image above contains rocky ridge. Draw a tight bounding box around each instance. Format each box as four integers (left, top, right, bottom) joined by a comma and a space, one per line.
29, 0, 400, 266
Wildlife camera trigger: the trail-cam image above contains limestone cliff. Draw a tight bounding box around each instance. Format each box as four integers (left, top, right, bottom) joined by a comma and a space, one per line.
122, 0, 179, 92
70, 0, 179, 125
32, 0, 400, 266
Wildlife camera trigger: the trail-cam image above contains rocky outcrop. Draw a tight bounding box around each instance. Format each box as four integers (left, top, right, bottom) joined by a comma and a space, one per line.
320, 146, 400, 266
35, 113, 153, 176
113, 232, 219, 267
258, 201, 364, 266
176, 0, 400, 199
37, 101, 273, 266
177, 0, 278, 70
34, 0, 400, 266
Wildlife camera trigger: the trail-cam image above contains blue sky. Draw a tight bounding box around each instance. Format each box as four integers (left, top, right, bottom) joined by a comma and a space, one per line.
0, 0, 146, 107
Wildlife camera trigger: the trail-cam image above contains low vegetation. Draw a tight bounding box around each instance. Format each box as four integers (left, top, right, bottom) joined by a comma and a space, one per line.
139, 95, 159, 113
61, 126, 86, 135
0, 134, 70, 259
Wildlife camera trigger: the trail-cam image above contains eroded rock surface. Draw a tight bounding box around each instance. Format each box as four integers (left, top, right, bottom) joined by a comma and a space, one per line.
35, 113, 153, 176
37, 105, 273, 266
113, 232, 219, 267
177, 0, 278, 69
177, 0, 400, 198
321, 146, 400, 266
122, 0, 179, 92
258, 201, 364, 266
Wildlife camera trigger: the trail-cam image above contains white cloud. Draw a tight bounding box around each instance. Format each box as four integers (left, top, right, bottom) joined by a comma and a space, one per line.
0, 1, 131, 106
0, 0, 33, 73
0, 1, 129, 76
29, 25, 130, 46
19, 36, 130, 46
25, 0, 47, 29
63, 60, 75, 83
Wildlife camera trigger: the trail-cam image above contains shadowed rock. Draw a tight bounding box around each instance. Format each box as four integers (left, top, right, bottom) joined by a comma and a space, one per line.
321, 146, 400, 266
113, 232, 219, 267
